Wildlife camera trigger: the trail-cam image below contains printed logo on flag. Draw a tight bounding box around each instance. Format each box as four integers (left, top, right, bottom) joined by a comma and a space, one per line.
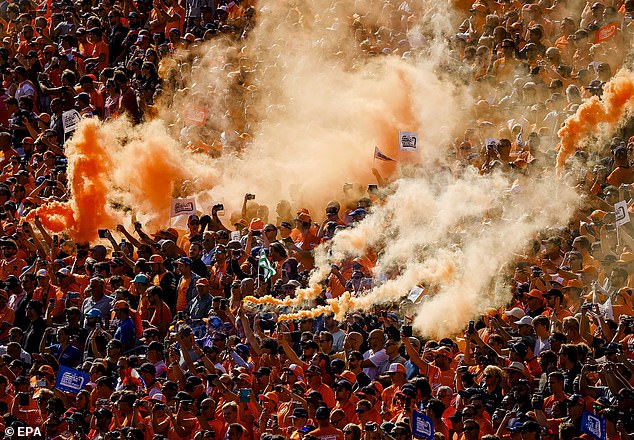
175, 201, 194, 214
594, 22, 618, 44
615, 200, 630, 227
374, 146, 396, 162
581, 410, 606, 440
55, 365, 89, 394
412, 410, 434, 440
170, 197, 197, 218
62, 109, 81, 134
399, 131, 419, 152
183, 106, 208, 126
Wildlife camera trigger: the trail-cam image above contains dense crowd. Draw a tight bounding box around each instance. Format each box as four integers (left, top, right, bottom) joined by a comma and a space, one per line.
0, 0, 632, 440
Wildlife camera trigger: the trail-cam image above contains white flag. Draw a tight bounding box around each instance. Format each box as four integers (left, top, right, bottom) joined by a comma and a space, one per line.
62, 109, 81, 134
599, 296, 614, 321
398, 131, 419, 152
170, 197, 197, 218
615, 200, 630, 227
408, 286, 425, 303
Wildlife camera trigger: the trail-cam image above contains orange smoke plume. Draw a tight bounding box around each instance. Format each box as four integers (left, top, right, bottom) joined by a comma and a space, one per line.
65, 119, 118, 242
373, 66, 419, 173
25, 201, 75, 233
557, 73, 634, 171
117, 131, 189, 225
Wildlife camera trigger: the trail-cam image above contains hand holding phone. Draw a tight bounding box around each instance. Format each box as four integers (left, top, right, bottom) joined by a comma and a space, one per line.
239, 388, 251, 402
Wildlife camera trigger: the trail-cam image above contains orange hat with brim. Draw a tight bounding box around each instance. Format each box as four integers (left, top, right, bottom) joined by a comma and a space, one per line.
525, 289, 543, 299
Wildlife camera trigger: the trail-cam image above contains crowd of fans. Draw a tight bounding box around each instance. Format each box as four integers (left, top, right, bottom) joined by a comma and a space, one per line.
0, 0, 632, 440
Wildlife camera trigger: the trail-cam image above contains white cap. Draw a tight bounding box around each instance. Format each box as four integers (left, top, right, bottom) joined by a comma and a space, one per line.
504, 307, 525, 319
515, 316, 534, 326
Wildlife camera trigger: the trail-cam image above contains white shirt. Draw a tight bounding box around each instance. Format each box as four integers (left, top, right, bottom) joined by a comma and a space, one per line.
15, 80, 35, 101
534, 336, 551, 357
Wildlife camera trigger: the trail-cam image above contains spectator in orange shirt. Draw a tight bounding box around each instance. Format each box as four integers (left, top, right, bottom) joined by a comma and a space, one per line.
306, 365, 336, 409
607, 147, 634, 186
333, 379, 359, 425
86, 27, 109, 71
309, 406, 344, 440
0, 239, 26, 280
0, 290, 15, 326
289, 211, 320, 270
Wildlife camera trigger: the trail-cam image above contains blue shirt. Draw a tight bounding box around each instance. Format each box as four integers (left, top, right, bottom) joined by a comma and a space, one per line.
50, 344, 82, 368
114, 318, 136, 348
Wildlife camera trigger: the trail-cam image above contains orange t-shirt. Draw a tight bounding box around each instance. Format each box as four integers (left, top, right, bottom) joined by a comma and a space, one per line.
308, 383, 336, 409
176, 276, 192, 313
309, 425, 344, 440
607, 166, 634, 186
334, 394, 359, 425
0, 306, 15, 325
0, 257, 27, 280
90, 40, 109, 71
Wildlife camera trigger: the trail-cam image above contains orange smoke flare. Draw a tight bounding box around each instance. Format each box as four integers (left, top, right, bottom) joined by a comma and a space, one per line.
242, 295, 288, 306
24, 201, 75, 233
557, 73, 634, 171
66, 119, 118, 242
275, 291, 359, 322
242, 284, 324, 308
278, 304, 335, 322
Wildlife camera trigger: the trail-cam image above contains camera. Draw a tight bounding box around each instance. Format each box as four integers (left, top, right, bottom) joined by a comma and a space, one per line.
98, 229, 108, 239
245, 193, 255, 200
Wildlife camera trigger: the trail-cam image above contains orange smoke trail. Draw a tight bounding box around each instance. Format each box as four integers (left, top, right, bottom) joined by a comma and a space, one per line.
24, 201, 75, 233
66, 119, 118, 242
242, 295, 288, 306
276, 291, 359, 322
278, 304, 335, 322
557, 73, 634, 170
242, 285, 323, 307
